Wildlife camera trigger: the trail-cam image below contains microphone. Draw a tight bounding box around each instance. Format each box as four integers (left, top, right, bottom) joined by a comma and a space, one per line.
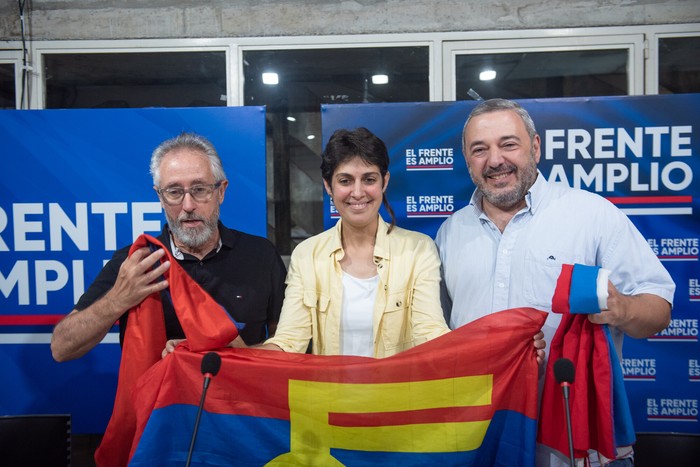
554, 358, 576, 467
185, 352, 222, 467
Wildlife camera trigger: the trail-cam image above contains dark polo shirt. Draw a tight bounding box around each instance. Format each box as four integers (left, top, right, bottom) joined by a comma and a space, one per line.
74, 222, 286, 346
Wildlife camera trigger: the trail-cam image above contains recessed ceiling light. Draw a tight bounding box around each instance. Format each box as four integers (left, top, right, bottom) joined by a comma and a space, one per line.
479, 70, 497, 81
262, 72, 279, 85
307, 135, 315, 140
372, 74, 389, 85
287, 116, 296, 122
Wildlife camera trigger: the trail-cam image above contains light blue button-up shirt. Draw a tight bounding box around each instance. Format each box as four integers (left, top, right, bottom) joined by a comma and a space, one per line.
436, 171, 675, 361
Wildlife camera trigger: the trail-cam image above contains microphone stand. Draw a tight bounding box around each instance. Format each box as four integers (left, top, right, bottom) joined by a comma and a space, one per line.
186, 352, 220, 467
185, 373, 212, 467
562, 382, 575, 467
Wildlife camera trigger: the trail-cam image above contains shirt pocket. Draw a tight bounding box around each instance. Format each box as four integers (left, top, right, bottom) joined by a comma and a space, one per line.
303, 290, 330, 318
380, 290, 413, 352
522, 248, 583, 309
303, 291, 330, 345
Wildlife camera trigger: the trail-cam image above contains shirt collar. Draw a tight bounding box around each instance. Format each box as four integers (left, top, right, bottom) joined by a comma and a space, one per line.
527, 170, 547, 214
327, 216, 391, 261
166, 222, 224, 260
373, 218, 391, 261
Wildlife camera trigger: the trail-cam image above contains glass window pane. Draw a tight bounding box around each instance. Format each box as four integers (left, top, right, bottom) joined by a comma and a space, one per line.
243, 47, 429, 253
244, 48, 429, 109
44, 52, 226, 108
455, 49, 628, 100
659, 36, 700, 94
1, 63, 16, 109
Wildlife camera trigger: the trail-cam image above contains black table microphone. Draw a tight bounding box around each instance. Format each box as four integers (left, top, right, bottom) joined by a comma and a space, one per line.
185, 352, 222, 467
554, 358, 576, 467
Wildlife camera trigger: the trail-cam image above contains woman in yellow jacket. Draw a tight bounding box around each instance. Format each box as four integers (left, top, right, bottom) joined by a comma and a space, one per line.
263, 127, 450, 357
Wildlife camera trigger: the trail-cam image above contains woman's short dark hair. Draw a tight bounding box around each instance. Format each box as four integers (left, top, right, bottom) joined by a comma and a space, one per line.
320, 127, 396, 232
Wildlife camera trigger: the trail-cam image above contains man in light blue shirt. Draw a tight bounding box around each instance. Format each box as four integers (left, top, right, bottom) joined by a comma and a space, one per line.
435, 98, 675, 466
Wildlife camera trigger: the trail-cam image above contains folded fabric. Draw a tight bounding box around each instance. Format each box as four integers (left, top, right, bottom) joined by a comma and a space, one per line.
538, 264, 635, 460
94, 234, 240, 467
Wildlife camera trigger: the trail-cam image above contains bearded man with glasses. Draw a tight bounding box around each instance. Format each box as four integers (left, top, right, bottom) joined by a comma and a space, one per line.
51, 132, 286, 361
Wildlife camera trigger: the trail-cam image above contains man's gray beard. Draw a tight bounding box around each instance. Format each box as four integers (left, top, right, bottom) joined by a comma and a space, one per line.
166, 207, 219, 250
471, 154, 538, 210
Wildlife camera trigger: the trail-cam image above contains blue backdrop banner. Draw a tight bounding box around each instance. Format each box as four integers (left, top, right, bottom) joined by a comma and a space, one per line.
0, 106, 267, 433
322, 94, 700, 434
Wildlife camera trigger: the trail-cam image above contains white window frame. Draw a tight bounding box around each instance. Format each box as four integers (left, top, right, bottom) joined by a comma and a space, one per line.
442, 32, 645, 101
0, 23, 697, 110
0, 46, 24, 109
646, 24, 700, 94
233, 35, 438, 105
28, 39, 235, 109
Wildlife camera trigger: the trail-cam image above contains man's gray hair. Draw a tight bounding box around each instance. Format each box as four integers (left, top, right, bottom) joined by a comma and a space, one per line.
462, 98, 538, 155
150, 132, 227, 186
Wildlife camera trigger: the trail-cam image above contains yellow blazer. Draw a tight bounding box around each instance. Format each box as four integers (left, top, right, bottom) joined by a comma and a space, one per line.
266, 217, 449, 357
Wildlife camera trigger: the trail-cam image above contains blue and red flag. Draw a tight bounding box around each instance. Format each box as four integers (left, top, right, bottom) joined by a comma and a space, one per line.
118, 307, 546, 466
538, 264, 635, 461
95, 234, 240, 467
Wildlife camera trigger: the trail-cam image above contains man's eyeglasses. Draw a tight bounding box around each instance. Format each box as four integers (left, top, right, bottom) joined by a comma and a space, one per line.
157, 182, 223, 205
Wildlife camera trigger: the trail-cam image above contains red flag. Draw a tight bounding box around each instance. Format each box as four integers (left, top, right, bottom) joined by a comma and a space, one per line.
95, 234, 239, 467
539, 264, 635, 461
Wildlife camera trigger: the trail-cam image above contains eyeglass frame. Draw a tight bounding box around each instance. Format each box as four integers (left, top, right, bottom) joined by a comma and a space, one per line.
155, 181, 224, 206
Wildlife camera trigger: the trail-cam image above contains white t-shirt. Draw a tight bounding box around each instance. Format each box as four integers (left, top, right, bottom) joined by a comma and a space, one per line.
340, 272, 379, 357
